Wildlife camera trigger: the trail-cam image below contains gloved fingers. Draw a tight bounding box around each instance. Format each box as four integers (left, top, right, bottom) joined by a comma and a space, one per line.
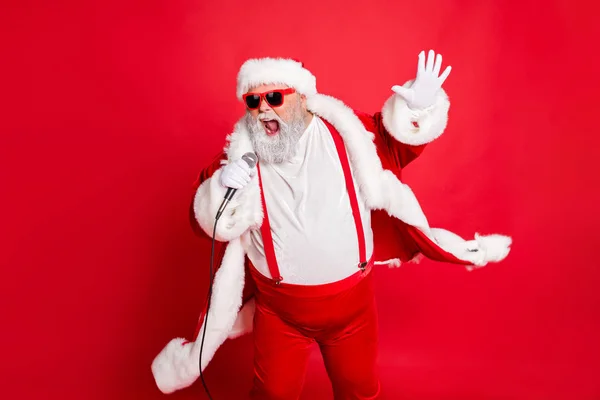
225, 175, 246, 189
232, 167, 252, 184
229, 163, 251, 181
234, 159, 251, 173
439, 65, 452, 83
426, 49, 435, 72
433, 53, 442, 75
417, 50, 426, 76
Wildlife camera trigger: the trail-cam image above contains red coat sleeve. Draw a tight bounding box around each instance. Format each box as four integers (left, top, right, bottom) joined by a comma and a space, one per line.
187, 151, 259, 341
355, 110, 471, 266
355, 110, 427, 171
189, 153, 262, 340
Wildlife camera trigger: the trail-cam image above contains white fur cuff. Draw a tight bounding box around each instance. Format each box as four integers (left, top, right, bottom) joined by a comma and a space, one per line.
381, 80, 450, 146
474, 233, 513, 263
151, 238, 248, 394
430, 228, 512, 269
193, 170, 262, 242
151, 338, 198, 394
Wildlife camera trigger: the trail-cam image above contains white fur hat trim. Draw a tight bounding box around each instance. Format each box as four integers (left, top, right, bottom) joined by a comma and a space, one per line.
236, 57, 317, 100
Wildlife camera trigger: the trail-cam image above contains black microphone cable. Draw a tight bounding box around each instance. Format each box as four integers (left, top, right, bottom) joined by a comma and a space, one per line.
198, 216, 219, 400
197, 153, 257, 400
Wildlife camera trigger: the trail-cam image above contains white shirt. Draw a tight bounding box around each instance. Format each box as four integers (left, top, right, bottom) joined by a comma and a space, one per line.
246, 115, 374, 285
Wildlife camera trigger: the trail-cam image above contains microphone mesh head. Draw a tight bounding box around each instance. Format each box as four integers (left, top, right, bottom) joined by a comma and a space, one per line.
241, 152, 258, 168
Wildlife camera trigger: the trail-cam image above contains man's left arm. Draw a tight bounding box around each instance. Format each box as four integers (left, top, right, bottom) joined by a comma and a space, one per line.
368, 50, 453, 169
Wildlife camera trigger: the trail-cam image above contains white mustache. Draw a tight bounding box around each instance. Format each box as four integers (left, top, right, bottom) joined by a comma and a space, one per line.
257, 112, 288, 128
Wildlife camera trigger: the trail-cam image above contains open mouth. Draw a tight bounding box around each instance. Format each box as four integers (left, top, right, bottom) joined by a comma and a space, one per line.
262, 119, 280, 136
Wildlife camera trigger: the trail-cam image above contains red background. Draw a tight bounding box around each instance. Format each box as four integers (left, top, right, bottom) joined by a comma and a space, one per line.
2, 1, 599, 399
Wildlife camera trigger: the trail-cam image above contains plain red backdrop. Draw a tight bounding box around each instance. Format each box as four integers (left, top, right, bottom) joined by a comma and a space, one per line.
1, 0, 599, 399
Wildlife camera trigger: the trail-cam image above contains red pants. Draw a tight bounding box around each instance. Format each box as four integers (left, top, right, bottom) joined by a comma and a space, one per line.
248, 263, 380, 400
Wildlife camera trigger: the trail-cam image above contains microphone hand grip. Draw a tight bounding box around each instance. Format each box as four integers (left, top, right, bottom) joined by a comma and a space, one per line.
216, 152, 257, 220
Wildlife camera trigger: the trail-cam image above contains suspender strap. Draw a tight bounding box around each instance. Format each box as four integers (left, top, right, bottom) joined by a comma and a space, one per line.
256, 119, 369, 284
257, 163, 283, 283
323, 120, 368, 270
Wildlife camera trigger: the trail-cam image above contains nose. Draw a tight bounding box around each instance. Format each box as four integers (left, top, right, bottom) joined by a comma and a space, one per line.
258, 97, 272, 113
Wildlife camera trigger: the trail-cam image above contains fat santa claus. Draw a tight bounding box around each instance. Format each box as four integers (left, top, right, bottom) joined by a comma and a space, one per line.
151, 50, 512, 399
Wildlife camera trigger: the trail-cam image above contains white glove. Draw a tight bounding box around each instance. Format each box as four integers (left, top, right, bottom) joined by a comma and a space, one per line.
219, 158, 257, 190
392, 50, 452, 110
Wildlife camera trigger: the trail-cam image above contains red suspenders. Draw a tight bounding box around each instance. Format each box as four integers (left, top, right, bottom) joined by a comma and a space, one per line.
256, 119, 368, 285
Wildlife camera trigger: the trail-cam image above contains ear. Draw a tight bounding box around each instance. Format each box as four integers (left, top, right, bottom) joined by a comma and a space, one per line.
300, 94, 307, 108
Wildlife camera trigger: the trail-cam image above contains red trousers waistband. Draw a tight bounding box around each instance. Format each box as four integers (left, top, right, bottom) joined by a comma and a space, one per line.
249, 258, 376, 331
248, 257, 374, 299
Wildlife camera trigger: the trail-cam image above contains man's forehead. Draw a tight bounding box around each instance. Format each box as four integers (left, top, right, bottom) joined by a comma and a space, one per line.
247, 83, 291, 93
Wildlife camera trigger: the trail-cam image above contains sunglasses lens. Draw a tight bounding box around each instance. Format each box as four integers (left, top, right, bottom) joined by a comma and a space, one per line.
266, 91, 283, 107
245, 95, 260, 109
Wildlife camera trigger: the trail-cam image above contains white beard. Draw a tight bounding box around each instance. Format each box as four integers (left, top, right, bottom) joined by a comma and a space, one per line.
245, 104, 306, 164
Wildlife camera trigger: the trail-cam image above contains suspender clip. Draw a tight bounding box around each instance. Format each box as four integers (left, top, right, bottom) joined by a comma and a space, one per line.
358, 261, 368, 271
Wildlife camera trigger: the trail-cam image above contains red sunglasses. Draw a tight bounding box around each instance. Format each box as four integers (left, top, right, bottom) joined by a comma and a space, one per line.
243, 88, 296, 110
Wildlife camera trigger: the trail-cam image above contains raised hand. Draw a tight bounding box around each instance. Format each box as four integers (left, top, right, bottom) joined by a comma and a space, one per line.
392, 50, 452, 110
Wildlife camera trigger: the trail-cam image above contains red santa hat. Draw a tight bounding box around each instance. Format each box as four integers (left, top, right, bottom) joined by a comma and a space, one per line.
236, 57, 318, 100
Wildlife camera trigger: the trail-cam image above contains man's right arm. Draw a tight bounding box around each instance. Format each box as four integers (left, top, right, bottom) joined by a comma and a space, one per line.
189, 151, 261, 242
